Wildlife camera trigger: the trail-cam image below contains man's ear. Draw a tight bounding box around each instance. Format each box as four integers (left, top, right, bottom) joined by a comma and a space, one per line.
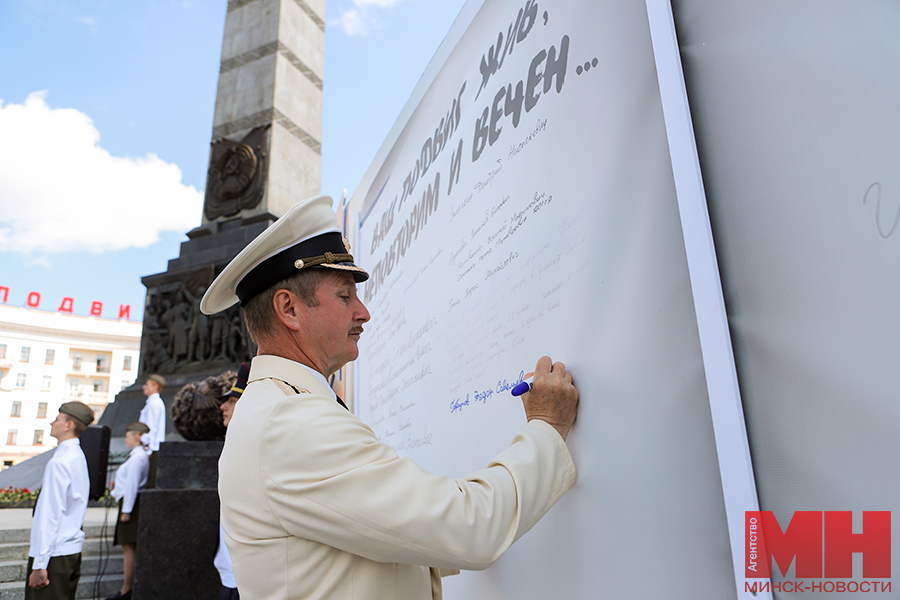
271, 289, 307, 331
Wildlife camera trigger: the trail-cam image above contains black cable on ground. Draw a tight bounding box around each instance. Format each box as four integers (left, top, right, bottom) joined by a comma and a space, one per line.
93, 498, 114, 600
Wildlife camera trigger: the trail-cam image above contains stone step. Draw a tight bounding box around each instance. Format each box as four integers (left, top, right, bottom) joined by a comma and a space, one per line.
81, 552, 125, 576
0, 524, 113, 545
0, 572, 123, 600
0, 546, 27, 564
0, 532, 28, 546
0, 552, 124, 584
0, 535, 122, 562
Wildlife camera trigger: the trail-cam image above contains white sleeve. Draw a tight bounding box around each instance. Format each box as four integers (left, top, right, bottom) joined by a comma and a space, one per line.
258, 396, 576, 570
111, 456, 141, 513
30, 460, 68, 569
152, 399, 166, 447
141, 396, 166, 450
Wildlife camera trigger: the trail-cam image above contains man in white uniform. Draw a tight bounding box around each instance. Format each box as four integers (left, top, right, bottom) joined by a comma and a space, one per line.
26, 401, 93, 600
200, 195, 578, 600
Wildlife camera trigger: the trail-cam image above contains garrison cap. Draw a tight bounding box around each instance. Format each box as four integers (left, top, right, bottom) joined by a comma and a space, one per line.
225, 362, 250, 398
126, 421, 151, 434
200, 195, 369, 315
147, 374, 167, 387
59, 401, 94, 426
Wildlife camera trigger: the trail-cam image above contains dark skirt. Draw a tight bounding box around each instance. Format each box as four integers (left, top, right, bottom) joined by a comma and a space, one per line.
113, 495, 141, 546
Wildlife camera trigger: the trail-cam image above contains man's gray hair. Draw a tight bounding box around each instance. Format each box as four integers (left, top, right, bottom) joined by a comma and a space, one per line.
242, 269, 328, 342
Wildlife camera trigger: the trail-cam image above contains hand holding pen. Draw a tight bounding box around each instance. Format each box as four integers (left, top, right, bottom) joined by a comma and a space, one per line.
513, 356, 578, 441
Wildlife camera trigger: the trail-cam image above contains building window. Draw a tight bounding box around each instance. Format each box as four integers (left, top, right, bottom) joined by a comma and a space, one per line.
123, 356, 132, 371
20, 347, 30, 363
41, 375, 52, 391
45, 349, 55, 365
15, 373, 26, 389
37, 402, 47, 418
93, 380, 104, 393
72, 355, 82, 371
69, 379, 79, 393
120, 380, 130, 391
6, 430, 17, 446
96, 356, 108, 373
10, 401, 21, 418
0, 344, 6, 359
33, 430, 43, 445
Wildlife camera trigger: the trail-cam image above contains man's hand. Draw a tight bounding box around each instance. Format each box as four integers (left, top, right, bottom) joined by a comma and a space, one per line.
28, 569, 49, 589
120, 513, 131, 523
521, 356, 578, 441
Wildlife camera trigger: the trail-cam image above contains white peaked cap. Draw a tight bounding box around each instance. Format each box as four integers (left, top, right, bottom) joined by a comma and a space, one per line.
200, 195, 368, 315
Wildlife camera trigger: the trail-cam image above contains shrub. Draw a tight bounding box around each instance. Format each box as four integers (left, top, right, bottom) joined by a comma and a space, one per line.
0, 487, 39, 509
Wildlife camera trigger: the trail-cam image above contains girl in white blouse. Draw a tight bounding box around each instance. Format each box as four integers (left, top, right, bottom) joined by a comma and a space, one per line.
106, 422, 151, 600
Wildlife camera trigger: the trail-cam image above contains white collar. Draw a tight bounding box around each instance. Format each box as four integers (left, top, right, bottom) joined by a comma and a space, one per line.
295, 362, 337, 401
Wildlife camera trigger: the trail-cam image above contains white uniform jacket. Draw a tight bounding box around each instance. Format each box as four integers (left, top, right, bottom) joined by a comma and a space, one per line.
29, 438, 90, 569
139, 393, 166, 451
110, 446, 150, 513
218, 355, 576, 600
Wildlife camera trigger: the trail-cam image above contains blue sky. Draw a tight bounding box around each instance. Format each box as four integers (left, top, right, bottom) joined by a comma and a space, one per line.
0, 0, 467, 321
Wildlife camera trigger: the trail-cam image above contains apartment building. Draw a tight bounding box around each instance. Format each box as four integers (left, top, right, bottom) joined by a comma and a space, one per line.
0, 303, 141, 467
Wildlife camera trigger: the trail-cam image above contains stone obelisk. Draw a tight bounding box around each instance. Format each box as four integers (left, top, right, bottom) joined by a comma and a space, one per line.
99, 2, 326, 599
203, 0, 325, 223
100, 0, 326, 435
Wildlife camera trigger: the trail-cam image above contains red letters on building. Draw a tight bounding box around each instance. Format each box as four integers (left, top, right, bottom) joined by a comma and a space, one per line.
58, 297, 74, 313
0, 287, 132, 318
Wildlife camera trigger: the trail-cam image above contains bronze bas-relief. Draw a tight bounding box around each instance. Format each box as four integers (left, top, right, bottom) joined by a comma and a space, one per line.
204, 125, 269, 220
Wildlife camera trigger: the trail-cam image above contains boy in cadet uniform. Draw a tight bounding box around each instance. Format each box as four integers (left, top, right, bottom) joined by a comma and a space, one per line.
105, 422, 152, 600
26, 401, 93, 600
139, 373, 167, 488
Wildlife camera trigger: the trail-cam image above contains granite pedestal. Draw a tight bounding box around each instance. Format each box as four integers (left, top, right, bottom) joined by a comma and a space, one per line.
133, 441, 224, 600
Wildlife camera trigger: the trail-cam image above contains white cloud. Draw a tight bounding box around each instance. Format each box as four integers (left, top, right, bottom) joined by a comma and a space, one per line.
77, 16, 98, 34
0, 92, 202, 255
333, 0, 406, 36
335, 8, 376, 36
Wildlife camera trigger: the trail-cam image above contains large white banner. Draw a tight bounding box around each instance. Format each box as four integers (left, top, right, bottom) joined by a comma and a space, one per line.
350, 1, 742, 597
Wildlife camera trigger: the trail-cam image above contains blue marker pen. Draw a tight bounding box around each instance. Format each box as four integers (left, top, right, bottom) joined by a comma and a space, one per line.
510, 376, 534, 397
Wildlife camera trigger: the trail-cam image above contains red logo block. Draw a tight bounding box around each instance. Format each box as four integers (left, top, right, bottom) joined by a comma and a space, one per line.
746, 511, 891, 579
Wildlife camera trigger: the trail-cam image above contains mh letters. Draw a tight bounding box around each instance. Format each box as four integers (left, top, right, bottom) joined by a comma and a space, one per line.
745, 511, 891, 579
